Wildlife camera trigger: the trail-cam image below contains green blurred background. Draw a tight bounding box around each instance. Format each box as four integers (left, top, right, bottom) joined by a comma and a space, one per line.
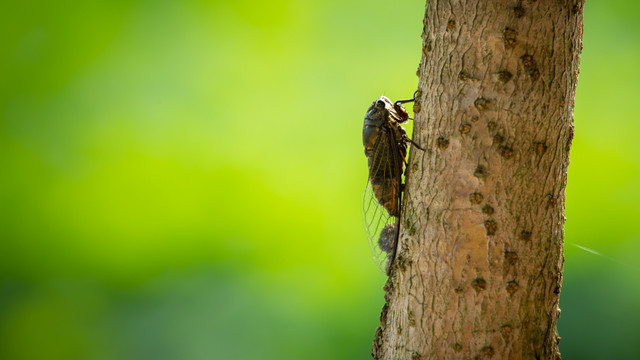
0, 0, 638, 359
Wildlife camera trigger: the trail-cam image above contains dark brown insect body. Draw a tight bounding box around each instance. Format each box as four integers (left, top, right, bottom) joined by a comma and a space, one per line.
362, 95, 421, 274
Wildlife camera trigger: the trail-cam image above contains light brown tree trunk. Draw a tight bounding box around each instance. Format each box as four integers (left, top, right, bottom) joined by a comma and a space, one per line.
373, 1, 584, 359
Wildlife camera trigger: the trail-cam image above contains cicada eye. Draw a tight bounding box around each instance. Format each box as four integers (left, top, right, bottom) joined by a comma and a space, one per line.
375, 100, 385, 109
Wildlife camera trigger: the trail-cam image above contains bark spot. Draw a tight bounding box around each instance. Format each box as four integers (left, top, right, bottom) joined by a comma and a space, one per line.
482, 205, 494, 215
454, 285, 464, 294
572, 3, 581, 14
520, 230, 532, 241
504, 251, 518, 265
481, 346, 495, 358
412, 162, 419, 171
471, 116, 479, 122
506, 280, 519, 294
501, 324, 513, 336
546, 194, 557, 207
498, 70, 513, 83
395, 249, 412, 271
413, 102, 421, 113
459, 123, 471, 134
453, 343, 463, 352
566, 127, 574, 152
474, 97, 490, 111
408, 309, 416, 326
423, 39, 433, 52
472, 278, 487, 292
469, 192, 484, 204
487, 121, 497, 131
513, 5, 525, 17
499, 146, 514, 159
493, 134, 504, 144
437, 137, 449, 149
383, 279, 394, 297
535, 142, 547, 156
474, 165, 487, 178
459, 70, 471, 81
411, 352, 421, 360
404, 218, 417, 236
529, 68, 540, 81
485, 220, 498, 235
447, 19, 456, 30
503, 27, 517, 49
521, 54, 540, 81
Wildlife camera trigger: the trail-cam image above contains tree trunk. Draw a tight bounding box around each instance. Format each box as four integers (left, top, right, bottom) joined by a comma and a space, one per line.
373, 1, 584, 359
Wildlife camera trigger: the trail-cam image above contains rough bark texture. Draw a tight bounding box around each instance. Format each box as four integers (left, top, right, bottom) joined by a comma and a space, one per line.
373, 1, 584, 359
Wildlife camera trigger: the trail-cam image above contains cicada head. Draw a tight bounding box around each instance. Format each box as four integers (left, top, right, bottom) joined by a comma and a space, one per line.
364, 96, 393, 126
363, 96, 394, 152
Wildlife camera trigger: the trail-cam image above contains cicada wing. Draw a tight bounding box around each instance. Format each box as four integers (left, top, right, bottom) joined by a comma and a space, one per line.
362, 179, 399, 273
362, 126, 405, 274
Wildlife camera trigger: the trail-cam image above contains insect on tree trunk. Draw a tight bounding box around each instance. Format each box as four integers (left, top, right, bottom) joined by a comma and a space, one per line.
373, 1, 584, 359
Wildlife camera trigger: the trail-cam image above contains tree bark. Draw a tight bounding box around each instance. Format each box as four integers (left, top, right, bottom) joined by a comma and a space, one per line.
373, 1, 584, 359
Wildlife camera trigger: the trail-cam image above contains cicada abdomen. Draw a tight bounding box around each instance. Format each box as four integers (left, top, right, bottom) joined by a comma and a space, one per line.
362, 96, 411, 274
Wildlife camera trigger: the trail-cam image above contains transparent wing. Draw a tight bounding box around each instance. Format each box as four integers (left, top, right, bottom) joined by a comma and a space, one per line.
362, 179, 398, 273
362, 126, 405, 274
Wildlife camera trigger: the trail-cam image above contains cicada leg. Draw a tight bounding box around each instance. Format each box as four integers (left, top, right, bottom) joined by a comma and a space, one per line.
402, 133, 425, 151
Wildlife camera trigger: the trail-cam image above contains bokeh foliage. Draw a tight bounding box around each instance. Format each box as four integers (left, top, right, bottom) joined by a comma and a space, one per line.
0, 0, 638, 359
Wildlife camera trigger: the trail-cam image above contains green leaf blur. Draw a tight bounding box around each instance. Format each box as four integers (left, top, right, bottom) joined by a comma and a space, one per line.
0, 1, 638, 359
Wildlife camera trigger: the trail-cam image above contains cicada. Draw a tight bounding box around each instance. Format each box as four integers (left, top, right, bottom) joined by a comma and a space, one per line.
362, 94, 422, 275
